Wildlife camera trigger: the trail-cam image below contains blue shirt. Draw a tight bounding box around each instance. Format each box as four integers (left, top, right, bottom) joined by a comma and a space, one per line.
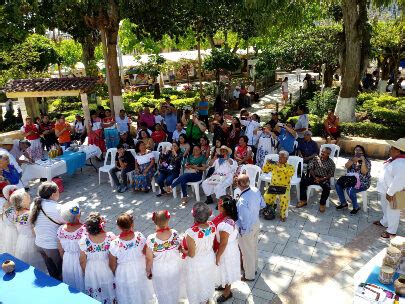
164, 113, 177, 133
2, 164, 21, 185
297, 139, 319, 158
236, 188, 265, 235
278, 128, 296, 153
198, 100, 209, 116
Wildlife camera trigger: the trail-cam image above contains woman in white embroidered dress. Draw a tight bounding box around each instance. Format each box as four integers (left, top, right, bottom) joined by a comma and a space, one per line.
145, 210, 184, 304
11, 189, 43, 269
214, 195, 241, 302
109, 212, 154, 304
79, 212, 116, 303
254, 124, 278, 168
57, 201, 85, 292
183, 202, 217, 304
2, 185, 18, 255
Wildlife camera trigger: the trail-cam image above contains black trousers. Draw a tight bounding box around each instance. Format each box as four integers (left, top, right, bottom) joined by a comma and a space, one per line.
36, 246, 62, 280
299, 175, 331, 206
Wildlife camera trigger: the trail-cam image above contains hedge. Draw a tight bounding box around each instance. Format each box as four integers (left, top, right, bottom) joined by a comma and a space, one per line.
339, 122, 405, 140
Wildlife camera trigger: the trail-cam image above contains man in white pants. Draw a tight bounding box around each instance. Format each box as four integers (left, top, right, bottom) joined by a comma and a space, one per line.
236, 174, 265, 281
374, 138, 405, 238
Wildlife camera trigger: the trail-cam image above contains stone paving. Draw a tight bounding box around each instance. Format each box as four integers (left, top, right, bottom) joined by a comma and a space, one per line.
26, 155, 404, 304
26, 74, 404, 303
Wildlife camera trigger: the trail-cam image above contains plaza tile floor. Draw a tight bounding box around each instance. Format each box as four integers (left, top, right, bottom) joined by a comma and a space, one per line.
26, 156, 404, 303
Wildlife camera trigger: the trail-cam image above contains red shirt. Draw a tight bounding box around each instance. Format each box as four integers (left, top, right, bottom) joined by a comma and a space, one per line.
151, 130, 166, 143
23, 123, 40, 140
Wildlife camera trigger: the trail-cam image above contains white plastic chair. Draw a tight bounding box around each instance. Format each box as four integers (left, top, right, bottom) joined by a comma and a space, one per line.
157, 142, 172, 153
344, 190, 368, 212
98, 148, 117, 185
320, 144, 340, 163
307, 185, 330, 207
287, 156, 303, 202
258, 154, 279, 189
240, 164, 262, 188
173, 171, 206, 202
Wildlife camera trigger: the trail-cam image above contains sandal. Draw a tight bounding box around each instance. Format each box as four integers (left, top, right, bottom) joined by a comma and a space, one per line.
381, 231, 396, 239
217, 292, 233, 303
373, 220, 385, 227
296, 201, 307, 208
156, 191, 167, 197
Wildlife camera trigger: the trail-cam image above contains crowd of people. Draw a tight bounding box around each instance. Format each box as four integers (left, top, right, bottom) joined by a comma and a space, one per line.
0, 91, 404, 302
0, 175, 264, 304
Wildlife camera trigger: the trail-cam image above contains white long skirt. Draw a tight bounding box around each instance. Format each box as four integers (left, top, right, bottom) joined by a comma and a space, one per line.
84, 259, 116, 304
185, 252, 217, 304
62, 251, 84, 292
115, 261, 154, 304
152, 255, 184, 304
3, 224, 17, 255
202, 176, 233, 198
15, 233, 44, 269
27, 138, 43, 161
217, 240, 241, 286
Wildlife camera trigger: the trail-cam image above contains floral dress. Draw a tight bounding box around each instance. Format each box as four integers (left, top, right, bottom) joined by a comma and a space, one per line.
57, 225, 85, 292
185, 222, 218, 304
215, 218, 241, 286
3, 206, 17, 255
256, 133, 277, 168
15, 210, 44, 269
109, 232, 154, 304
21, 123, 43, 160
88, 118, 107, 152
132, 152, 155, 191
79, 232, 117, 304
146, 230, 185, 304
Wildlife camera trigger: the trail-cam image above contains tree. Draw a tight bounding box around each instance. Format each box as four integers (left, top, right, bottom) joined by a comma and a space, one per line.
55, 39, 83, 71
203, 47, 242, 85
135, 54, 166, 97
371, 20, 405, 94
0, 34, 59, 86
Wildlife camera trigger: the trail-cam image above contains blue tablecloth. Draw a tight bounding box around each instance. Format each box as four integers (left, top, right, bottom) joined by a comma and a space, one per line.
56, 150, 86, 176
365, 265, 401, 294
0, 253, 98, 304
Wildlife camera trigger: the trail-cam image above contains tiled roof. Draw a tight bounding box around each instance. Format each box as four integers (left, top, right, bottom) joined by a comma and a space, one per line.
4, 77, 98, 93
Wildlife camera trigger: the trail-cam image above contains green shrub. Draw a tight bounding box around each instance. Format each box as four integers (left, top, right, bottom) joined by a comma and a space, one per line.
340, 122, 405, 139
356, 92, 379, 107
361, 94, 405, 126
287, 114, 323, 136
307, 88, 338, 118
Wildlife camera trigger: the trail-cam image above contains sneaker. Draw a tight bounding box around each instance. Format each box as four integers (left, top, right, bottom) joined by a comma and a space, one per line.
117, 186, 124, 193
336, 204, 348, 210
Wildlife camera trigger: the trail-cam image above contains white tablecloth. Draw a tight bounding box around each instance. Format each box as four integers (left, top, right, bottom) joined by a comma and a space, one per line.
22, 145, 102, 182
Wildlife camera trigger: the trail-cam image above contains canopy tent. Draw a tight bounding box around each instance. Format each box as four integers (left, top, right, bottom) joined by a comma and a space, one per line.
4, 77, 98, 124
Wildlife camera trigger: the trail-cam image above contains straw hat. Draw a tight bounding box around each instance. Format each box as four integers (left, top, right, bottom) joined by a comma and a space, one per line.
387, 138, 405, 152
0, 138, 14, 145
219, 145, 232, 155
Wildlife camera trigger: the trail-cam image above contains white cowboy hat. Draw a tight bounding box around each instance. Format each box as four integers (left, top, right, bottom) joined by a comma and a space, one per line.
387, 138, 405, 152
219, 145, 232, 155
0, 138, 14, 145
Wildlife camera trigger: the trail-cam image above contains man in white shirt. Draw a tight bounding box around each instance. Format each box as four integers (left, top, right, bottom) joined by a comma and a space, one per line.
296, 68, 302, 81
374, 138, 405, 238
171, 122, 186, 142
240, 114, 261, 147
233, 86, 241, 100
295, 105, 309, 140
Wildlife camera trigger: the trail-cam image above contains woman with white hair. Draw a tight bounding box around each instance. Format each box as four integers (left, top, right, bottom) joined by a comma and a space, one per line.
10, 189, 43, 269
0, 152, 23, 187
262, 151, 294, 222
57, 201, 85, 292
1, 185, 19, 254
183, 202, 217, 304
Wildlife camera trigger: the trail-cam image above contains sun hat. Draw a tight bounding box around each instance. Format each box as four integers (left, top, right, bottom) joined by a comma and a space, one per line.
219, 145, 232, 155
0, 138, 14, 145
387, 138, 405, 152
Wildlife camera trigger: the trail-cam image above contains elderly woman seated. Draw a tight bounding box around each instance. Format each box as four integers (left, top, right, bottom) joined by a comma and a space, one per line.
262, 151, 294, 222
131, 141, 155, 192
202, 146, 237, 205
0, 152, 22, 187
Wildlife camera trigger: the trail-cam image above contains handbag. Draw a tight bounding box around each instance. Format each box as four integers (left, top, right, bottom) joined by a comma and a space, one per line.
266, 185, 287, 195
336, 175, 356, 188
262, 205, 276, 220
